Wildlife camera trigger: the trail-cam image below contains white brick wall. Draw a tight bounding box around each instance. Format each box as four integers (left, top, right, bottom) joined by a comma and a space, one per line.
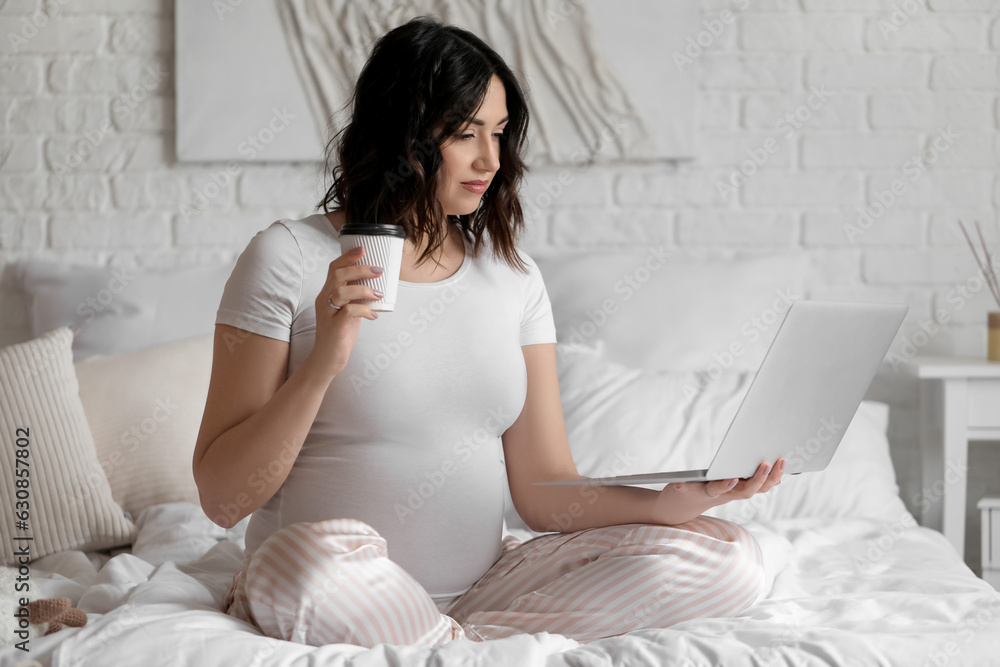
1, 0, 998, 572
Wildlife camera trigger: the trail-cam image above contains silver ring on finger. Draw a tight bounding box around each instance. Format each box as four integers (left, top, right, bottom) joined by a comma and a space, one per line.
328, 294, 342, 311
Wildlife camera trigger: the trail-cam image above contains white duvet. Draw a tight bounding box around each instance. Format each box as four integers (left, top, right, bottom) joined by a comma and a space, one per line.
6, 501, 1000, 667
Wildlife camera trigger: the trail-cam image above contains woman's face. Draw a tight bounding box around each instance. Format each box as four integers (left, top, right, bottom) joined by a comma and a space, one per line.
437, 75, 509, 216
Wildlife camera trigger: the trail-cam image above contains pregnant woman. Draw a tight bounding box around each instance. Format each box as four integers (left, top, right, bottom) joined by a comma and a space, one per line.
192, 15, 784, 648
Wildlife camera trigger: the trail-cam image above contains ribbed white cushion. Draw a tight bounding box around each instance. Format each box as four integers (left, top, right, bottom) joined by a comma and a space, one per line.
74, 334, 213, 518
0, 327, 136, 565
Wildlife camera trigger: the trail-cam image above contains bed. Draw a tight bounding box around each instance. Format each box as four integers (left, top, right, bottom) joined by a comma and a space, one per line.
3, 245, 1000, 666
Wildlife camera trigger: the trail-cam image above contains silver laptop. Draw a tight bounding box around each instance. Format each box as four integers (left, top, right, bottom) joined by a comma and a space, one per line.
534, 300, 908, 487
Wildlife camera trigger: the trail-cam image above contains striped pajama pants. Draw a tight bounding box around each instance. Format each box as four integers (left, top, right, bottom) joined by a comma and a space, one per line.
222, 515, 766, 647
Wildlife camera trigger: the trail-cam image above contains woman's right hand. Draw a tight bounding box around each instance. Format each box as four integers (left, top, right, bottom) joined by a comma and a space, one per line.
307, 245, 384, 382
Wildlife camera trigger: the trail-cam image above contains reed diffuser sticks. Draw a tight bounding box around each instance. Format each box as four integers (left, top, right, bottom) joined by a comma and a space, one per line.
956, 218, 1000, 309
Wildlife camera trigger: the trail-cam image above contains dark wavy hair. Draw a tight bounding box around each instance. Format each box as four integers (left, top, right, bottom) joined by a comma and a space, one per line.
318, 15, 532, 274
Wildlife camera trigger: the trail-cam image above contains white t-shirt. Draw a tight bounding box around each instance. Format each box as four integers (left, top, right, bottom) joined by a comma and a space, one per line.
215, 213, 557, 600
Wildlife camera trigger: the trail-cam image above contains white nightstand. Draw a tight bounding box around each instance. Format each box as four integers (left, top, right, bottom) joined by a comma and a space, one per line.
979, 498, 1000, 589
904, 357, 1000, 558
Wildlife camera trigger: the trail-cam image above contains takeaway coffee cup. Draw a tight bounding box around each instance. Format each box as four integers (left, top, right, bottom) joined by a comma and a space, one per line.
337, 222, 406, 312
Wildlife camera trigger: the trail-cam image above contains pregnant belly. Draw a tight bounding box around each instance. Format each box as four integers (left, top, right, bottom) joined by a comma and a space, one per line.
268, 444, 507, 595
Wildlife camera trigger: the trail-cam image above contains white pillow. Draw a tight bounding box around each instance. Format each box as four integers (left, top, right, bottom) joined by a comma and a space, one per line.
73, 334, 214, 519
0, 327, 137, 565
532, 251, 807, 372
15, 259, 235, 362
502, 342, 911, 535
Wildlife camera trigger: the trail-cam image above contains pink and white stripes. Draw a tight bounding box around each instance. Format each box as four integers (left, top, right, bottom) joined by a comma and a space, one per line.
223, 515, 765, 647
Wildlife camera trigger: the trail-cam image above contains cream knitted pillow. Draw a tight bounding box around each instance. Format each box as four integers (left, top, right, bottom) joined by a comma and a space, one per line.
73, 334, 213, 518
0, 327, 136, 565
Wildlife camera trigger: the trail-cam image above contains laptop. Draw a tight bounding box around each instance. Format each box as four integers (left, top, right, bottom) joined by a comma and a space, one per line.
534, 300, 908, 487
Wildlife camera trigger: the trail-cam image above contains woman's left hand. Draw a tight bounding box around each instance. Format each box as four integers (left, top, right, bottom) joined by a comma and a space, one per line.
673, 458, 785, 503
650, 459, 786, 525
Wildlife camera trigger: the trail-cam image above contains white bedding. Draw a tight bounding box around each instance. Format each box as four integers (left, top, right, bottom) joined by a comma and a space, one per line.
7, 501, 1000, 667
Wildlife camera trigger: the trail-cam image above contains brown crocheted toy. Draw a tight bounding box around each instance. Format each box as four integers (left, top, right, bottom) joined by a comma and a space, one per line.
26, 597, 87, 635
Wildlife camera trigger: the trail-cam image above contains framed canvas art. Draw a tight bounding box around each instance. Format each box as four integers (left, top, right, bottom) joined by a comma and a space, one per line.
175, 0, 700, 166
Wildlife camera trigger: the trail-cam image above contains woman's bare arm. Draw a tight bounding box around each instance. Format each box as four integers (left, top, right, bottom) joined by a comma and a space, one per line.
193, 247, 383, 528
502, 343, 784, 533
192, 324, 334, 528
